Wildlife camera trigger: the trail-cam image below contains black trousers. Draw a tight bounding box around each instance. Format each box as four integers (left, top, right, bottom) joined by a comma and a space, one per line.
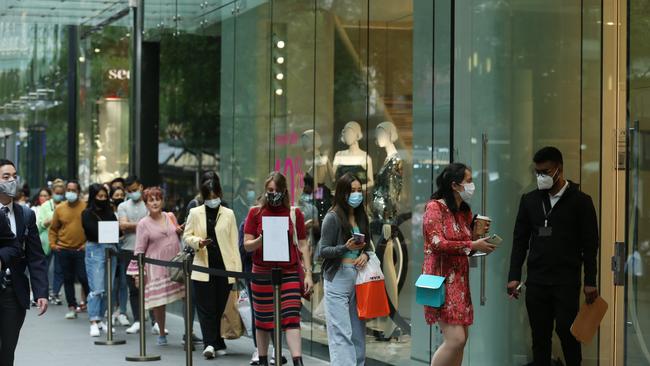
0, 287, 26, 366
58, 249, 89, 308
525, 283, 581, 366
194, 276, 232, 350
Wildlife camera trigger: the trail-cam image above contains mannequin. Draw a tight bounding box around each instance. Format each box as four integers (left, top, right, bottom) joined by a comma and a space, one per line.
93, 155, 119, 184
332, 121, 374, 190
300, 130, 335, 189
370, 121, 404, 339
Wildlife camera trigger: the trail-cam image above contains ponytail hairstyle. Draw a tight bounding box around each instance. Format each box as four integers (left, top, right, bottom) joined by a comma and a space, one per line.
431, 163, 471, 213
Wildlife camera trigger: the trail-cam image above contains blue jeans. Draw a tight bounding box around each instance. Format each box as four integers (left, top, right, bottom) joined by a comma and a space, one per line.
324, 264, 366, 365
112, 251, 129, 314
85, 242, 117, 322
50, 251, 64, 295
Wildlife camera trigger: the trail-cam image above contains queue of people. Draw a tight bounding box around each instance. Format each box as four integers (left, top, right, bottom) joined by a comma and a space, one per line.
0, 145, 599, 366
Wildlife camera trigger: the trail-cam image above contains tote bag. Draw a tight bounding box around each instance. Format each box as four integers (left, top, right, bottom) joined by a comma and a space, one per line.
355, 252, 390, 320
221, 289, 245, 339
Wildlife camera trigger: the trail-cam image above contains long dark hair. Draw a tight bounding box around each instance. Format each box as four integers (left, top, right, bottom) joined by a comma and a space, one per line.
431, 163, 471, 213
87, 183, 111, 214
258, 172, 291, 210
331, 173, 369, 243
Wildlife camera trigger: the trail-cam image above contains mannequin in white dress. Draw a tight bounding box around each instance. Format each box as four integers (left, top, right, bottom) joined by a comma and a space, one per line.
332, 121, 374, 190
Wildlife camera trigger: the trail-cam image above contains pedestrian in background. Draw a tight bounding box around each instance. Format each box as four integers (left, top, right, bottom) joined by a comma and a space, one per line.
128, 187, 185, 346
243, 172, 313, 366
118, 176, 150, 334
38, 179, 66, 304
318, 173, 372, 365
82, 183, 118, 337
184, 174, 242, 359
48, 180, 90, 320
110, 186, 130, 327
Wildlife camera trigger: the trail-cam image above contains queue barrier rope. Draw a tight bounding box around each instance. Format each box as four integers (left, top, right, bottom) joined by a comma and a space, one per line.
105, 249, 282, 366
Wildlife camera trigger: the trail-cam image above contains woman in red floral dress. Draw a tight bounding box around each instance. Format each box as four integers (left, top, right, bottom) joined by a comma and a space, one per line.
422, 163, 497, 366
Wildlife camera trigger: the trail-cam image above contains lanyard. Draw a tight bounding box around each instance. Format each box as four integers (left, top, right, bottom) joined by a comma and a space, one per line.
541, 200, 552, 228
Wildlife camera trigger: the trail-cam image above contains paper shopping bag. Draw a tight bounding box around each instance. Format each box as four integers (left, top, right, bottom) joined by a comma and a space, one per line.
355, 253, 390, 320
221, 289, 245, 340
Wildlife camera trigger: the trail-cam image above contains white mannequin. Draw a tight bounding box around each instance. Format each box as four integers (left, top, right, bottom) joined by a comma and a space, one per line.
332, 121, 374, 189
94, 155, 118, 184
300, 129, 335, 189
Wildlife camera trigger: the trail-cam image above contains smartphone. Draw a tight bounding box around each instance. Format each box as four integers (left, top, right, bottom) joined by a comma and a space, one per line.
486, 234, 503, 245
353, 233, 365, 244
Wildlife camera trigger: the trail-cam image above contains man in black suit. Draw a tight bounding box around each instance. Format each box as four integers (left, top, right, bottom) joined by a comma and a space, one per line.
0, 159, 49, 366
507, 147, 599, 366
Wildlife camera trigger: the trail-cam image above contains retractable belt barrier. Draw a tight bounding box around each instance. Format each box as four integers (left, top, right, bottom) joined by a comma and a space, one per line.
104, 250, 280, 366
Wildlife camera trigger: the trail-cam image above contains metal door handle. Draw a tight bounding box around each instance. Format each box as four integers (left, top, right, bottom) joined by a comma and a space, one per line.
612, 241, 625, 286
480, 133, 488, 306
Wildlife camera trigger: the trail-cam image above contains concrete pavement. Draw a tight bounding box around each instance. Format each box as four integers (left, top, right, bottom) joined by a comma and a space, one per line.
15, 302, 329, 365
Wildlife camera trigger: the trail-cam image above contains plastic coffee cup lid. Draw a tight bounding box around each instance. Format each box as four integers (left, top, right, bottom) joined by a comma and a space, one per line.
476, 215, 491, 221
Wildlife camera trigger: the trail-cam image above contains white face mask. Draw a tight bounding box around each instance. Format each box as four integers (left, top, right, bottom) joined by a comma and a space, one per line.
458, 182, 475, 203
536, 169, 558, 191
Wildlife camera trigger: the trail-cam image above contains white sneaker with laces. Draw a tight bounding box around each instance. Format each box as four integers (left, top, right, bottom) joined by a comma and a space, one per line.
250, 350, 260, 365
203, 346, 216, 359
151, 323, 169, 335
126, 321, 141, 334
117, 314, 130, 326
90, 323, 101, 337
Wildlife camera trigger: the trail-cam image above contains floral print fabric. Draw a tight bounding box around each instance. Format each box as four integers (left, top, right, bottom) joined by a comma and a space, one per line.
422, 199, 474, 326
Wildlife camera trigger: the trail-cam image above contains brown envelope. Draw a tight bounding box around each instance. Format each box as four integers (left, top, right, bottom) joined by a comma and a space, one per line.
570, 296, 608, 344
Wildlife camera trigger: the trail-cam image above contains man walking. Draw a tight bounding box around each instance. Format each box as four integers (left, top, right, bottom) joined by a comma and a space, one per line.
0, 159, 38, 366
507, 147, 599, 366
49, 180, 89, 319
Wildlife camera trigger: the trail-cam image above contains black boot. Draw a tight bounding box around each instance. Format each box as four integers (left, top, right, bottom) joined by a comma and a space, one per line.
292, 356, 304, 366
259, 356, 269, 366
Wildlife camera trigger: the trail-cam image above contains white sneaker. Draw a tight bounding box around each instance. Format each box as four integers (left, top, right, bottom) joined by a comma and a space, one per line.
90, 323, 101, 337
151, 323, 169, 335
99, 322, 115, 333
250, 350, 259, 365
117, 314, 130, 326
126, 321, 141, 334
203, 346, 216, 359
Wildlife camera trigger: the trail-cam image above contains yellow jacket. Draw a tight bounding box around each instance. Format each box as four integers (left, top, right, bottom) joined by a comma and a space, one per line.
183, 205, 242, 284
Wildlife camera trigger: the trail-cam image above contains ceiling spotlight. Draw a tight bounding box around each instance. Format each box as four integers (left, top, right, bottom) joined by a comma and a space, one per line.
275, 73, 284, 81
79, 56, 86, 62
94, 48, 101, 53
276, 40, 285, 49
275, 56, 285, 64
275, 88, 284, 96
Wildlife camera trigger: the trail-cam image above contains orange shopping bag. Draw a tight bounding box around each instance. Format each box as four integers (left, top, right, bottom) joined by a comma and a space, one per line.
355, 252, 390, 320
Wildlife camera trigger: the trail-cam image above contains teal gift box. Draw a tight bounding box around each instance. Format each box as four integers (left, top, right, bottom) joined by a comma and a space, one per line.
415, 274, 446, 307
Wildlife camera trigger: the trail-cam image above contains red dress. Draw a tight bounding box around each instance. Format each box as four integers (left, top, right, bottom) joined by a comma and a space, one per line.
422, 199, 474, 326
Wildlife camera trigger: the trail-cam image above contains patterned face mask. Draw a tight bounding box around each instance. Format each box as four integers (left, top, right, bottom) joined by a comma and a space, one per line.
266, 191, 284, 207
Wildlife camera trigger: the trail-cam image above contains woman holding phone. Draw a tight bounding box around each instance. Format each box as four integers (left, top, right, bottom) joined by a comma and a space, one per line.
318, 173, 372, 365
183, 174, 241, 359
423, 163, 496, 366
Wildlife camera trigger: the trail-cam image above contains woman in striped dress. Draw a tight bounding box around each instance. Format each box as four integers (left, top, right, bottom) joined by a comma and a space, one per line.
129, 187, 185, 346
243, 172, 313, 366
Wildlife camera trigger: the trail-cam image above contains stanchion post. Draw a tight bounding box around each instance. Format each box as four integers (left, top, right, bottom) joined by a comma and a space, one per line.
95, 247, 126, 345
183, 257, 193, 366
272, 268, 282, 365
126, 253, 161, 362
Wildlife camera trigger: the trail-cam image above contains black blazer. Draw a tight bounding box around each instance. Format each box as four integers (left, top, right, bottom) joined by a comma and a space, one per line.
508, 182, 599, 287
0, 210, 21, 276
10, 203, 49, 309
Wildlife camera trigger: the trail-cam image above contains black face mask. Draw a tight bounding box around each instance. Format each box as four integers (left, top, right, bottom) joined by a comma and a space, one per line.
112, 199, 124, 207
266, 192, 284, 207
95, 200, 110, 210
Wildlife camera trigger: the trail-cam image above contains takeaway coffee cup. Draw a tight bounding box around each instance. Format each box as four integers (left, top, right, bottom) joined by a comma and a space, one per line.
474, 215, 491, 237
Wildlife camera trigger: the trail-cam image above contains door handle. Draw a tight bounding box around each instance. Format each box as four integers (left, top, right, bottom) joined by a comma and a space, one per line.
480, 133, 488, 306
612, 241, 625, 286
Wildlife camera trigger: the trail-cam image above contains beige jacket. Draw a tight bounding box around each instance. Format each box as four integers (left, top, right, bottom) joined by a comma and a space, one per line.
183, 205, 241, 284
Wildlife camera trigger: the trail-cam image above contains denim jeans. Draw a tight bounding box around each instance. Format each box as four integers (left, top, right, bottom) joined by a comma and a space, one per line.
50, 251, 64, 295
324, 264, 366, 366
112, 249, 129, 314
85, 242, 117, 322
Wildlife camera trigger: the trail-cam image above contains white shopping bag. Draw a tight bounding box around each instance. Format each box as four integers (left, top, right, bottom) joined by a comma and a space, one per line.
355, 252, 384, 285
237, 290, 253, 336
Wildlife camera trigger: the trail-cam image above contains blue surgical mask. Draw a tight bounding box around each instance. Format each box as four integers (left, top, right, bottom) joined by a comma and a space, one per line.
301, 193, 313, 203
129, 191, 142, 202
53, 194, 64, 203
205, 198, 221, 209
347, 192, 363, 208
65, 192, 78, 203
246, 190, 256, 203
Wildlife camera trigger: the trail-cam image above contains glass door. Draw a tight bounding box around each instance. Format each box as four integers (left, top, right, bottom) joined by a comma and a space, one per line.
625, 1, 650, 363
447, 0, 603, 365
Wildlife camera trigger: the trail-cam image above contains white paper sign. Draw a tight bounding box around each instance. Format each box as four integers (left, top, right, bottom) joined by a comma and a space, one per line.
98, 221, 120, 244
262, 216, 290, 262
